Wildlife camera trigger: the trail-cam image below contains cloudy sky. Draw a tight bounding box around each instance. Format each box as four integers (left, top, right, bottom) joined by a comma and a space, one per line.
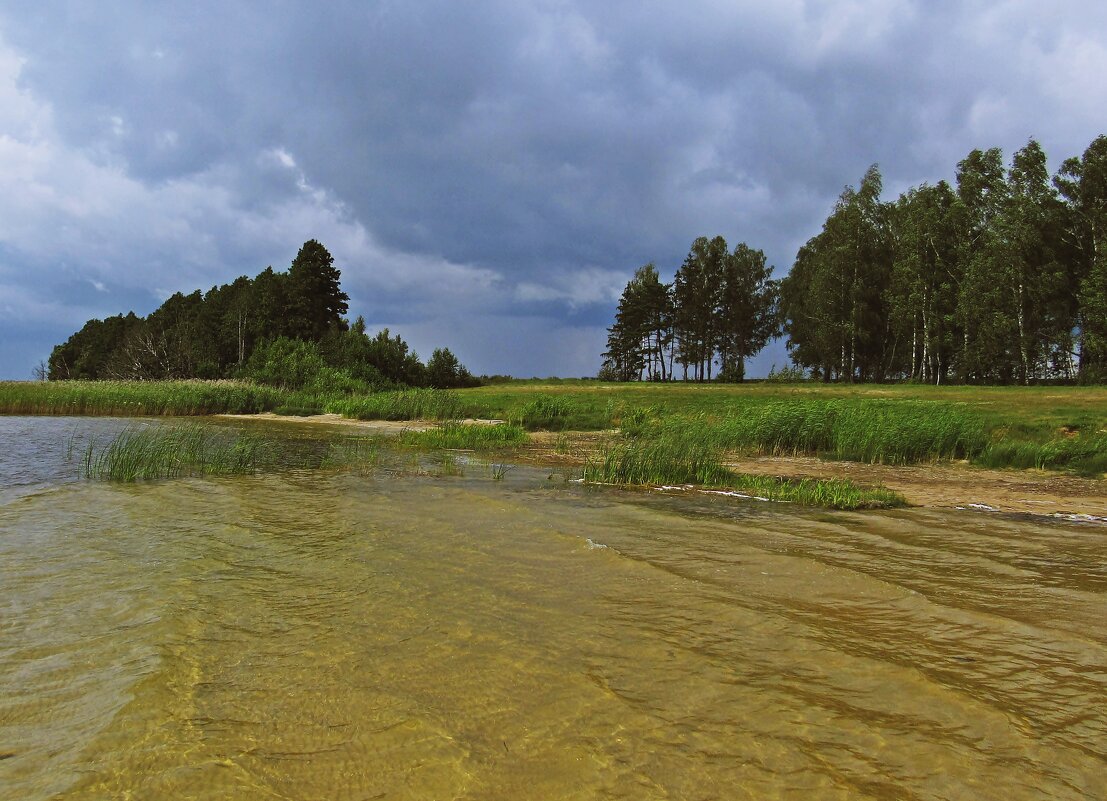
2, 1, 1106, 379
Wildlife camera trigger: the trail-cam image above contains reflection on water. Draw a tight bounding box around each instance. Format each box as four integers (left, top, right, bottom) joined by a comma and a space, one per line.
0, 418, 1105, 799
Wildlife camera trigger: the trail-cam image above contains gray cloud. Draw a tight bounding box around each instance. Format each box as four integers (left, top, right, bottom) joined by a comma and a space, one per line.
1, 1, 1106, 378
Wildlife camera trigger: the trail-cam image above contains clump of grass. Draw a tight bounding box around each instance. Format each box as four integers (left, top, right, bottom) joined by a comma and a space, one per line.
584, 437, 733, 486
79, 424, 277, 481
975, 433, 1107, 477
399, 422, 528, 450
327, 389, 464, 421
321, 437, 384, 472
583, 436, 905, 510
616, 405, 659, 436
511, 394, 578, 430
489, 462, 514, 480
0, 380, 288, 416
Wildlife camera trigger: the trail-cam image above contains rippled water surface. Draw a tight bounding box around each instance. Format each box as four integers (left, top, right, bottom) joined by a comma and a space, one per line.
1, 417, 1105, 799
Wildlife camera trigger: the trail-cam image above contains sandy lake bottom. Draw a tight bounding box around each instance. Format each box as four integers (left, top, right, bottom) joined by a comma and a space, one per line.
1, 417, 1105, 800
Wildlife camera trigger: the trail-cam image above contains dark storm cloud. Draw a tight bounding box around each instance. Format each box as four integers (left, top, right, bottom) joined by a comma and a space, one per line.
2, 1, 1107, 377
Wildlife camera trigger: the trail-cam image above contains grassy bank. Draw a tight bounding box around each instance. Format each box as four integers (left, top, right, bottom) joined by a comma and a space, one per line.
7, 378, 1106, 477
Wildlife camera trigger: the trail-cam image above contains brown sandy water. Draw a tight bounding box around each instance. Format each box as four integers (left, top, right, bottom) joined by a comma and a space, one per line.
0, 418, 1105, 799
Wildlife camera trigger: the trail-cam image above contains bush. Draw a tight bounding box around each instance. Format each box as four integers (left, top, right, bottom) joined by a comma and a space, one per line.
244, 337, 326, 390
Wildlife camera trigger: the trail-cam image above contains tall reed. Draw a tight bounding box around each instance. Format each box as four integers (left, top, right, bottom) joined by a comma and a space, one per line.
327, 389, 464, 421
649, 399, 989, 465
0, 380, 288, 416
79, 424, 277, 480
399, 422, 527, 450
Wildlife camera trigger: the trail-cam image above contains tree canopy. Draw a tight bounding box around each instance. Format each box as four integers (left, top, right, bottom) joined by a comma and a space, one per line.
48, 239, 478, 391
604, 133, 1107, 384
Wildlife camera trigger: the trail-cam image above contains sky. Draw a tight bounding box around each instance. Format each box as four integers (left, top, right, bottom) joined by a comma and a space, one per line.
2, 1, 1107, 380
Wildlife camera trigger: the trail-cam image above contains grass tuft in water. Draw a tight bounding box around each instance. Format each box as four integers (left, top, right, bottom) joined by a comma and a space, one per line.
79, 424, 277, 481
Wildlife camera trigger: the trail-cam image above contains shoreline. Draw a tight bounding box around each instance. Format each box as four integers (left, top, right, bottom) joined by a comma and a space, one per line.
219, 413, 1105, 519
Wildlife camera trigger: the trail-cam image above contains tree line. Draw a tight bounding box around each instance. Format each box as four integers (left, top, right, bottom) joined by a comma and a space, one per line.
48, 240, 479, 390
604, 134, 1107, 384
601, 238, 778, 381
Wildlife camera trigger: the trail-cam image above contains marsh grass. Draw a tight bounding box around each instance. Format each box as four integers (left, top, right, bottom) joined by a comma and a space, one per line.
79, 424, 278, 481
508, 393, 611, 431
1, 380, 287, 416
327, 389, 464, 421
638, 399, 989, 466
583, 437, 905, 510
976, 433, 1107, 477
399, 422, 528, 450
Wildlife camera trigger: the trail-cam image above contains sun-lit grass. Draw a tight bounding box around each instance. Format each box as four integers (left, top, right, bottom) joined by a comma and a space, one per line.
326, 388, 464, 421
398, 421, 527, 450
976, 433, 1107, 477
79, 424, 278, 480
0, 380, 288, 416
582, 436, 905, 510
11, 378, 1106, 478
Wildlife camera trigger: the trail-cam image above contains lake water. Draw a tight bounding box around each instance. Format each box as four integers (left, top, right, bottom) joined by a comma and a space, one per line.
1, 417, 1105, 800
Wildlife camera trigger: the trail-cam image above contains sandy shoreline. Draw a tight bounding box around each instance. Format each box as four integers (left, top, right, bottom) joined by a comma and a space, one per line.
217, 413, 1105, 519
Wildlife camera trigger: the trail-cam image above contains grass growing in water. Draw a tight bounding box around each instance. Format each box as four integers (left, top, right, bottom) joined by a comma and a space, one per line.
79, 424, 277, 481
583, 436, 905, 510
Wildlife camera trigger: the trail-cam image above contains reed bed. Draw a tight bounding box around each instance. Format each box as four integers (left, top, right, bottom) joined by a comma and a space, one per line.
582, 437, 905, 510
79, 424, 278, 481
327, 389, 464, 421
976, 433, 1107, 477
1, 380, 287, 416
640, 399, 989, 465
399, 422, 528, 450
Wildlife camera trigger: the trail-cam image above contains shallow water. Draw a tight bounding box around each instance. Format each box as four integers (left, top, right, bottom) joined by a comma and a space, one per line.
1, 417, 1105, 799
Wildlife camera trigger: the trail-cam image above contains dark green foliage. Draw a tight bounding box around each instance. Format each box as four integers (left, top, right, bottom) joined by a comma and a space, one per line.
244, 337, 328, 390
426, 348, 479, 389
603, 240, 778, 383
284, 240, 349, 341
47, 239, 481, 392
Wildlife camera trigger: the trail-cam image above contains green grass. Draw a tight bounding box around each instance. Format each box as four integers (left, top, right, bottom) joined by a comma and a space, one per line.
10, 378, 1106, 477
0, 380, 288, 415
582, 437, 905, 510
79, 424, 279, 480
326, 388, 464, 421
682, 399, 990, 464
398, 422, 528, 450
976, 433, 1107, 477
